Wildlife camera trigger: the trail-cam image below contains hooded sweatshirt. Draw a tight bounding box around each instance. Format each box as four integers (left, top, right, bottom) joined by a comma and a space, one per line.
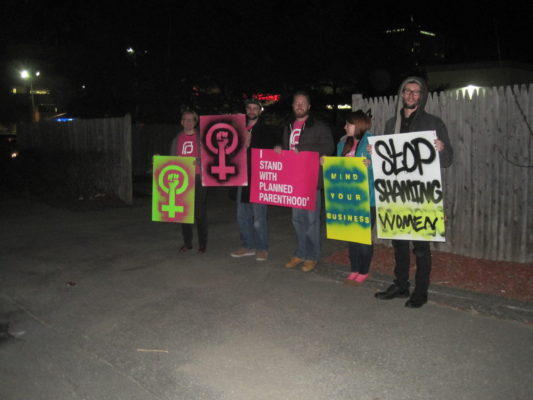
336, 132, 375, 206
384, 76, 453, 168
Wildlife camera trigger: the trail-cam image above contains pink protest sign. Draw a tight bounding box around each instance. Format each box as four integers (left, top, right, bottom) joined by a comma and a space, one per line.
200, 114, 248, 186
250, 149, 319, 210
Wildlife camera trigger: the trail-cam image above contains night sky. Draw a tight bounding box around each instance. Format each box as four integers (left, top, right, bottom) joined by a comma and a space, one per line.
1, 1, 532, 120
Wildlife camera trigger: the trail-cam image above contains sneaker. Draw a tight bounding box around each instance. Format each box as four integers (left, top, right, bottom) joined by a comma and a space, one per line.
230, 248, 256, 258
355, 273, 369, 283
343, 272, 359, 285
285, 256, 304, 268
256, 250, 268, 261
301, 260, 317, 272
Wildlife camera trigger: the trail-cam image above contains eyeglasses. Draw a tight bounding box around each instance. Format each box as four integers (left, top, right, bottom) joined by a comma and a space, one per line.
402, 89, 422, 96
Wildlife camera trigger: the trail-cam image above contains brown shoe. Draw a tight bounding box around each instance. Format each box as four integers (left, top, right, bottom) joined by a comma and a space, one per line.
179, 244, 193, 253
285, 256, 304, 268
256, 250, 268, 261
301, 260, 317, 272
230, 248, 256, 258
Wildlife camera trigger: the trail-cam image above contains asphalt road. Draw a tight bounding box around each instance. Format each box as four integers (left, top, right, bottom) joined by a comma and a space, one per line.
1, 189, 532, 400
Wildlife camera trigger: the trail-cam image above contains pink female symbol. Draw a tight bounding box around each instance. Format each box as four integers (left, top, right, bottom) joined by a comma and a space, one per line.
205, 123, 239, 181
158, 164, 189, 218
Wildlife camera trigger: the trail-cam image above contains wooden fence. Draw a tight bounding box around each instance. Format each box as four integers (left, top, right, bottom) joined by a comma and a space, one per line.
132, 123, 177, 177
17, 115, 132, 204
353, 85, 533, 263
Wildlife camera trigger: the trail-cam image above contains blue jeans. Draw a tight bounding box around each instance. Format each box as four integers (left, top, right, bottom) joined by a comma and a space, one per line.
348, 207, 376, 274
292, 190, 321, 262
237, 187, 268, 251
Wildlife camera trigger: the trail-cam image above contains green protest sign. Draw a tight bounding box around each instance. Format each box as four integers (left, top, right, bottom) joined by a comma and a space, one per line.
323, 156, 371, 244
152, 156, 195, 223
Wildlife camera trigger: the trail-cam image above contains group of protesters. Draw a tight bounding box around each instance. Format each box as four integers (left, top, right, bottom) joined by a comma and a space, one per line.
170, 76, 453, 309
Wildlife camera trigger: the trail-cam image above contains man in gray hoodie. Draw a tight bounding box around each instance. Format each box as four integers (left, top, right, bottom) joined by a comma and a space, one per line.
374, 77, 453, 308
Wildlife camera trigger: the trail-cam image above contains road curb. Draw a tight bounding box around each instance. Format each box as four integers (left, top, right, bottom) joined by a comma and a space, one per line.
316, 261, 533, 325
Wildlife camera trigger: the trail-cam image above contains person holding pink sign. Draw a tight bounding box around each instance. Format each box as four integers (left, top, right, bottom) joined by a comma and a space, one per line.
336, 110, 376, 285
170, 110, 208, 253
230, 98, 277, 261
277, 91, 335, 272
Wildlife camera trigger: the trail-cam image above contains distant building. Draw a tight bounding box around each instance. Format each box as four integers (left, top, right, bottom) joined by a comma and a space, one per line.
383, 16, 446, 68
10, 85, 57, 122
366, 16, 447, 94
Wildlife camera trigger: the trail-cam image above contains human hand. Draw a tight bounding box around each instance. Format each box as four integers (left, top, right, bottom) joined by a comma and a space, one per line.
435, 139, 445, 152
367, 144, 373, 154
273, 145, 282, 154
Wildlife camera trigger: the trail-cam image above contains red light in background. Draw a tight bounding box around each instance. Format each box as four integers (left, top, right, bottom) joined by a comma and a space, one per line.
253, 93, 280, 102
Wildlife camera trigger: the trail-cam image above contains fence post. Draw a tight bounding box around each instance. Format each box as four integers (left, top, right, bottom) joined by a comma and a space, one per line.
120, 114, 133, 205
352, 94, 365, 111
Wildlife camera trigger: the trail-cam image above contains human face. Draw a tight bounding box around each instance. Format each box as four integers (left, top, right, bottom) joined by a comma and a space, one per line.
401, 82, 422, 110
246, 103, 262, 122
344, 121, 356, 137
181, 113, 197, 133
292, 95, 311, 120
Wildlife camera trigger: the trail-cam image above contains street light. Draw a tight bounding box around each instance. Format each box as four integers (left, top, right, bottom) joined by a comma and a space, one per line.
19, 69, 40, 122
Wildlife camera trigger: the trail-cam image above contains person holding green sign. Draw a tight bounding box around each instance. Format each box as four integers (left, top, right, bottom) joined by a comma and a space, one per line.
170, 110, 208, 253
336, 110, 376, 285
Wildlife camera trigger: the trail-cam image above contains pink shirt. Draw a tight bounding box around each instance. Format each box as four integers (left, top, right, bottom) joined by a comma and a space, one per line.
289, 120, 306, 151
345, 139, 359, 157
176, 133, 200, 173
176, 133, 198, 157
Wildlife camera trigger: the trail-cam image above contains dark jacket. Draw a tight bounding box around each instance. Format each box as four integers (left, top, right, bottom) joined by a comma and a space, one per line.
240, 118, 278, 202
384, 77, 453, 168
336, 132, 376, 206
281, 114, 335, 188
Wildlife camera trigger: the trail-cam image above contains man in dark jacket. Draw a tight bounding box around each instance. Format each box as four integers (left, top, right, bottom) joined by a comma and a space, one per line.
230, 99, 278, 261
278, 91, 335, 272
375, 76, 453, 308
